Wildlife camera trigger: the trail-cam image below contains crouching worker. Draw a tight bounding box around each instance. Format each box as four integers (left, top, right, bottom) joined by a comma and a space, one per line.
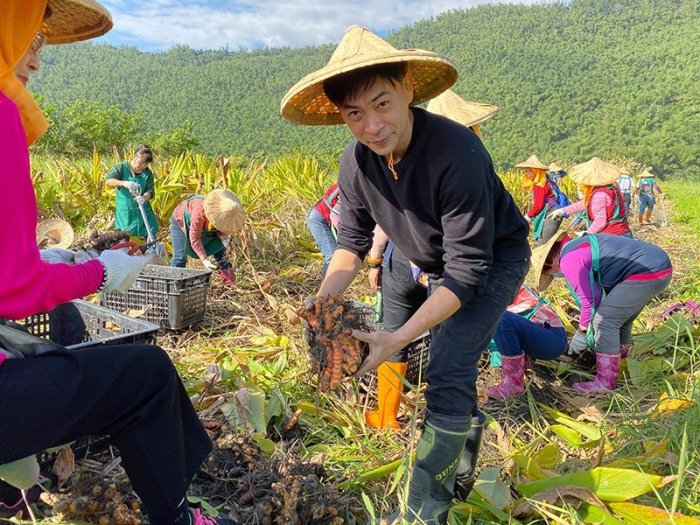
281, 26, 530, 523
170, 190, 244, 285
485, 285, 568, 400
1, 2, 233, 524
533, 230, 672, 393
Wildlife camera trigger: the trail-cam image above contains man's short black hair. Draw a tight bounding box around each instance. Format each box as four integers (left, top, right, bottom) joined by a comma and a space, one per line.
324, 62, 408, 108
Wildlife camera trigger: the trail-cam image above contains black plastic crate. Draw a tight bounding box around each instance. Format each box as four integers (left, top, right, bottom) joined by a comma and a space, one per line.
100, 265, 211, 330
16, 300, 159, 350
353, 301, 430, 385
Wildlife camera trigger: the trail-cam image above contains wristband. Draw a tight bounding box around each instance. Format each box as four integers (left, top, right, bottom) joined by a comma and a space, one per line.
366, 256, 383, 267
97, 260, 108, 291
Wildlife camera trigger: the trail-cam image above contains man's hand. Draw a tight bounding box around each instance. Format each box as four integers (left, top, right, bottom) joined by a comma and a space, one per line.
567, 330, 589, 356
352, 329, 405, 376
122, 181, 140, 195
368, 266, 382, 293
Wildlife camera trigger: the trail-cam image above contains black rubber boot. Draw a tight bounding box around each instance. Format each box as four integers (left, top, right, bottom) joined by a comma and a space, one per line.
453, 410, 486, 500
405, 414, 470, 524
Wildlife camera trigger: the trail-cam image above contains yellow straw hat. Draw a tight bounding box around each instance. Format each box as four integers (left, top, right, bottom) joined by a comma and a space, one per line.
548, 162, 563, 172
204, 190, 245, 235
281, 25, 457, 126
426, 89, 498, 127
530, 229, 569, 292
43, 0, 113, 44
515, 155, 548, 171
36, 218, 74, 249
619, 167, 631, 176
638, 169, 654, 178
568, 157, 620, 186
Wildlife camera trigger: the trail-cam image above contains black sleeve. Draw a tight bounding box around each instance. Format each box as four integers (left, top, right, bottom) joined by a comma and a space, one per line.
438, 146, 495, 304
336, 143, 376, 260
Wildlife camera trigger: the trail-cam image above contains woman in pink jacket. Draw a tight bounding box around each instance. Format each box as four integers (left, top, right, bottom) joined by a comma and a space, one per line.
0, 3, 228, 524
551, 158, 632, 238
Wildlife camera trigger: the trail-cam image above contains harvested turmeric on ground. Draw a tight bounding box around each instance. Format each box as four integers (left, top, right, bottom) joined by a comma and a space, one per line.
298, 296, 371, 391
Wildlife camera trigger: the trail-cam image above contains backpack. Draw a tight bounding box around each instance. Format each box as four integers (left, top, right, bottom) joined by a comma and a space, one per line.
547, 178, 570, 209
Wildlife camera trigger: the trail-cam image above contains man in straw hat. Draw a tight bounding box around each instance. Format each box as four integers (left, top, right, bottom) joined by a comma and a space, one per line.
516, 155, 570, 245
532, 230, 672, 393
550, 157, 632, 237
170, 189, 244, 285
282, 25, 530, 522
0, 3, 233, 524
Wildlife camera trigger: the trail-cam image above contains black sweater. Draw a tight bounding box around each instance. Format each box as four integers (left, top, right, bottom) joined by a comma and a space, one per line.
337, 108, 530, 304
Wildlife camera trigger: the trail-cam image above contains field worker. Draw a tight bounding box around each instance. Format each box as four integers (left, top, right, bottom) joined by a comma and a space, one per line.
534, 231, 672, 393
306, 182, 341, 275
485, 285, 568, 400
170, 190, 244, 286
361, 90, 500, 431
617, 167, 634, 218
547, 162, 566, 185
105, 145, 160, 239
0, 3, 233, 525
517, 155, 568, 245
550, 157, 632, 237
636, 169, 664, 224
281, 26, 530, 523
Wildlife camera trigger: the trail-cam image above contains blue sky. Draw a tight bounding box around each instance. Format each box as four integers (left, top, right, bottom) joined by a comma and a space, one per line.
96, 0, 541, 51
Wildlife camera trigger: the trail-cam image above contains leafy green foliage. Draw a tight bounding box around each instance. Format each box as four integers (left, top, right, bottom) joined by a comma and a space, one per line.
29, 0, 699, 174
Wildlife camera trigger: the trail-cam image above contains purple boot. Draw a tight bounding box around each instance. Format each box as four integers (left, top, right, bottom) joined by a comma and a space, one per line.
486, 354, 525, 399
573, 353, 621, 393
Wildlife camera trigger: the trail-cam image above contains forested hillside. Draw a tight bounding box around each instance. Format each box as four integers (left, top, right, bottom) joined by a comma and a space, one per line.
32, 0, 699, 174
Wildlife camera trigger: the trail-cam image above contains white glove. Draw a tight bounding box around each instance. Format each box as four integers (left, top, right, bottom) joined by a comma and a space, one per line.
0, 456, 40, 490
134, 195, 145, 205
122, 181, 141, 195
550, 208, 565, 219
98, 249, 149, 292
567, 330, 589, 356
40, 248, 75, 264
202, 259, 217, 271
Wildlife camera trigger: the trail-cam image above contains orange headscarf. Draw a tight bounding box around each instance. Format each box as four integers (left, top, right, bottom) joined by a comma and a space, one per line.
521, 168, 547, 190
580, 183, 594, 205
0, 1, 50, 146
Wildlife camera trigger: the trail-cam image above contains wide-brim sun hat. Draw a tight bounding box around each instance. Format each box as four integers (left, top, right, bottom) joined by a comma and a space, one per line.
639, 169, 654, 178
204, 189, 245, 235
426, 89, 498, 128
280, 25, 458, 126
43, 0, 113, 44
36, 218, 74, 249
515, 155, 548, 171
548, 162, 563, 172
568, 157, 620, 186
530, 229, 569, 292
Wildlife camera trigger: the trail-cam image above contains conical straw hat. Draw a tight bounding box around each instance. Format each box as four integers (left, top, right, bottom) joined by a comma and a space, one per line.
281, 25, 457, 126
36, 218, 74, 249
619, 167, 630, 176
204, 190, 245, 235
426, 89, 498, 127
514, 155, 548, 171
568, 157, 620, 186
530, 229, 569, 292
638, 169, 654, 178
548, 162, 563, 172
43, 0, 112, 44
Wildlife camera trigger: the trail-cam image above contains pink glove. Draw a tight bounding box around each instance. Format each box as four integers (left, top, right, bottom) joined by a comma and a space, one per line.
219, 268, 236, 285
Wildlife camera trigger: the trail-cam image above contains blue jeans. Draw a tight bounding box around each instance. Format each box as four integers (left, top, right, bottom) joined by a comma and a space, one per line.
382, 246, 529, 419
494, 311, 567, 359
169, 216, 231, 270
305, 207, 336, 276
639, 194, 655, 215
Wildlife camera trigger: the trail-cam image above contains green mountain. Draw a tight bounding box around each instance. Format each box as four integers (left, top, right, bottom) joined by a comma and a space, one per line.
32, 0, 699, 174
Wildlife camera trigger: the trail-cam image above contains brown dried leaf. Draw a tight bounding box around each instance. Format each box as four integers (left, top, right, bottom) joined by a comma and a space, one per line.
52, 446, 75, 485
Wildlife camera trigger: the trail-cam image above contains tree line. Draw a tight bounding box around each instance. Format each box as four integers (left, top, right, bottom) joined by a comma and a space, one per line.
31, 0, 699, 177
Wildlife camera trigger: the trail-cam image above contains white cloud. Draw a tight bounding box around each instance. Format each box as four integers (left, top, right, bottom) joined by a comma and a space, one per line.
99, 0, 543, 50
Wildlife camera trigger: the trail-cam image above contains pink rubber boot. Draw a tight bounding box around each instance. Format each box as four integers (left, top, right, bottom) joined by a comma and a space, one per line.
573, 353, 620, 393
486, 354, 525, 399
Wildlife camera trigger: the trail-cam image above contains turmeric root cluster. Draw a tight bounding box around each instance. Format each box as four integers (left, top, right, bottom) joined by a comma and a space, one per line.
298, 296, 370, 391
